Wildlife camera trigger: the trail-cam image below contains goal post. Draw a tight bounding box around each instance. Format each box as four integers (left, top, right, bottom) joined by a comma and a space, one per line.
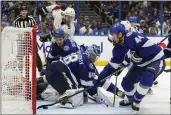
1, 27, 37, 114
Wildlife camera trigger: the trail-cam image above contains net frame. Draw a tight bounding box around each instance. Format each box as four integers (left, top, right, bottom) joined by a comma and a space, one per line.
1, 27, 37, 114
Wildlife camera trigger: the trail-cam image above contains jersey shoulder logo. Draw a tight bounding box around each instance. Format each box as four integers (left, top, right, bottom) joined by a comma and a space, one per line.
63, 45, 69, 51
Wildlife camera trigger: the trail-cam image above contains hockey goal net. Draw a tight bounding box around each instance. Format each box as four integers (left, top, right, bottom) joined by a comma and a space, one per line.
1, 27, 37, 114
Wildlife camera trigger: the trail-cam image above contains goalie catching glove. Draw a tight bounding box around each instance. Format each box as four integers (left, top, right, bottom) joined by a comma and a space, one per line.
39, 32, 52, 42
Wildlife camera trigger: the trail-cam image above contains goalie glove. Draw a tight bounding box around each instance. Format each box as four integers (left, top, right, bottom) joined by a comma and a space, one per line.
39, 32, 52, 42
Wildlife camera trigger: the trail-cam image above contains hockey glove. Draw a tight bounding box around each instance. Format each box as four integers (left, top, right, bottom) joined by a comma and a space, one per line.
40, 64, 47, 76
39, 32, 52, 42
131, 52, 142, 65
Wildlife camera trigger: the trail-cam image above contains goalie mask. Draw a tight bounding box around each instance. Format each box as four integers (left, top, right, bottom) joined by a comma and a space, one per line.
85, 44, 101, 62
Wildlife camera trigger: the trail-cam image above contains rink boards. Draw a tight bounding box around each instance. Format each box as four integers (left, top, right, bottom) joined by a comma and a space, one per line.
37, 36, 171, 66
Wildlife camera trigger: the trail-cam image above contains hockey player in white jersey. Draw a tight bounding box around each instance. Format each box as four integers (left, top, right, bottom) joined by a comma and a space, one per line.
38, 4, 75, 39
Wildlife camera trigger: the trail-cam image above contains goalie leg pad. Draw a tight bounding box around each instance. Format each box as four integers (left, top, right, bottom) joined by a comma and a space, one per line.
45, 61, 77, 95
41, 84, 60, 102
58, 88, 84, 108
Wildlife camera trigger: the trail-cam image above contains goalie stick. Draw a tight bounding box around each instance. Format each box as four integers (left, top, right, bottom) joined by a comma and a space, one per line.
37, 66, 126, 109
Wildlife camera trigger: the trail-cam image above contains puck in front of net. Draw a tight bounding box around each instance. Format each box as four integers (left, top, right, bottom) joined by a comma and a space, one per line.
43, 106, 48, 109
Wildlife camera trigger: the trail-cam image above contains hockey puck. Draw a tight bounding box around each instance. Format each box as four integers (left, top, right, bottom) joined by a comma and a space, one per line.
153, 81, 158, 85
43, 106, 48, 109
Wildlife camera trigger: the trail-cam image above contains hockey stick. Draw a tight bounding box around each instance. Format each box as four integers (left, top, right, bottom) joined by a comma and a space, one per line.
37, 66, 126, 109
42, 42, 46, 59
113, 73, 119, 107
157, 34, 171, 45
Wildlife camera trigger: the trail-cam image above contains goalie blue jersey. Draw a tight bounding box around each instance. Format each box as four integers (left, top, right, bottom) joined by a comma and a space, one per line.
61, 51, 98, 88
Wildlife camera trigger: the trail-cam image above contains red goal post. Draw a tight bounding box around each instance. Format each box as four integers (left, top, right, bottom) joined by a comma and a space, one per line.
1, 27, 37, 114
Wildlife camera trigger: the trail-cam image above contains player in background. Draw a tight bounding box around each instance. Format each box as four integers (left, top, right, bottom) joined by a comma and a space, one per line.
107, 23, 165, 113
38, 3, 75, 40
127, 16, 141, 33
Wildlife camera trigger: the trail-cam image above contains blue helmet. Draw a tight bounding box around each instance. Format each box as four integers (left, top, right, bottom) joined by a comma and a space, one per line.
53, 29, 65, 38
85, 44, 101, 60
109, 23, 126, 35
128, 16, 139, 23
108, 23, 126, 44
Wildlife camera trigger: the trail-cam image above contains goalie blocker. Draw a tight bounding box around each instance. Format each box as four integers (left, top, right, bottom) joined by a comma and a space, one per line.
43, 60, 86, 108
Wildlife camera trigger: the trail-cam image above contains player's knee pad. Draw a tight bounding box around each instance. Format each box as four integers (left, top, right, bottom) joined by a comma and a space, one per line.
139, 71, 155, 87
45, 61, 76, 95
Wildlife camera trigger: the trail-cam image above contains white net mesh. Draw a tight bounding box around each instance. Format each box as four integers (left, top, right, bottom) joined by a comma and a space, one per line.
1, 27, 36, 114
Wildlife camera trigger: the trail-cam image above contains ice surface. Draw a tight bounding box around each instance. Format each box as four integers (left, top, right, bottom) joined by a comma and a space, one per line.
37, 66, 170, 114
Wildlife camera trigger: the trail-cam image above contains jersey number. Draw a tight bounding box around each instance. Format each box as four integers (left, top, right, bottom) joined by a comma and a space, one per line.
63, 53, 78, 65
135, 35, 144, 43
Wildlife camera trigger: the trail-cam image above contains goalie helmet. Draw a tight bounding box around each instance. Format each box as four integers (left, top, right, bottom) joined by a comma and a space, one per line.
85, 44, 101, 62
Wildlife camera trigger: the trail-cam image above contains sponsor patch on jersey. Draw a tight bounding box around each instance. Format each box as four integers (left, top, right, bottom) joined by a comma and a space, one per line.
89, 63, 94, 70
63, 45, 69, 51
